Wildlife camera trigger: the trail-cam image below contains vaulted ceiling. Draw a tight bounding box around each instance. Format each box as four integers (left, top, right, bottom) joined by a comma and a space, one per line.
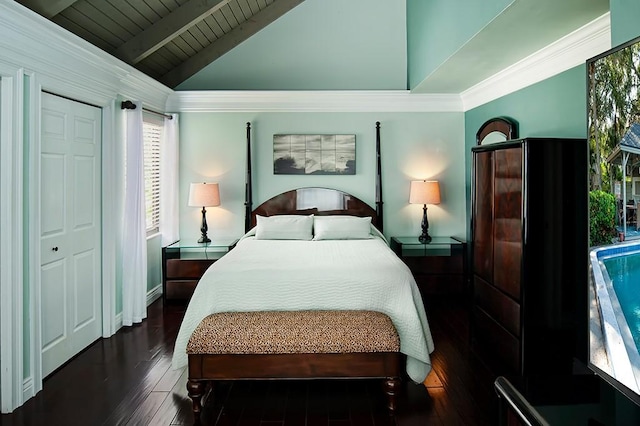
15, 0, 304, 88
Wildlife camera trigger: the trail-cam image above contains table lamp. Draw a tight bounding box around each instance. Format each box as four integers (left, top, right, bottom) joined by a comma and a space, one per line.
188, 182, 220, 243
409, 180, 441, 243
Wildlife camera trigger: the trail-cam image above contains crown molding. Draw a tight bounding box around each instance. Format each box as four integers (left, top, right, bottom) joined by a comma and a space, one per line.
167, 90, 463, 112
461, 12, 611, 111
0, 1, 172, 110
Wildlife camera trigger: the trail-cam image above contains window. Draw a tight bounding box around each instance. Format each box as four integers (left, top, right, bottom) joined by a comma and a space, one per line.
143, 112, 163, 234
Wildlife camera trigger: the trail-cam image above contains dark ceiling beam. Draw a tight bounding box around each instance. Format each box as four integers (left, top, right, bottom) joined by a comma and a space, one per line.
18, 0, 79, 18
160, 0, 305, 88
116, 0, 232, 65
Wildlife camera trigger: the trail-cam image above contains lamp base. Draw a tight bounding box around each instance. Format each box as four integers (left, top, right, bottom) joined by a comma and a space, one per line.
418, 233, 432, 244
419, 204, 432, 244
197, 235, 211, 244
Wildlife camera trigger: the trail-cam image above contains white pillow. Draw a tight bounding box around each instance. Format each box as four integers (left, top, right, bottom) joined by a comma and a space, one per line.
313, 216, 372, 240
255, 215, 313, 240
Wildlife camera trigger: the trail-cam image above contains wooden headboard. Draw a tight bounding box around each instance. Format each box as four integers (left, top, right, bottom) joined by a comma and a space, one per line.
250, 187, 380, 230
244, 122, 384, 232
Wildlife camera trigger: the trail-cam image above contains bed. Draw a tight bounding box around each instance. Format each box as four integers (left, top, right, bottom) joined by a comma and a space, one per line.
170, 122, 435, 420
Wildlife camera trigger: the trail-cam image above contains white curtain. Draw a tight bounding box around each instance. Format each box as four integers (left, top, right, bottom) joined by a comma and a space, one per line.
160, 113, 179, 246
122, 101, 147, 326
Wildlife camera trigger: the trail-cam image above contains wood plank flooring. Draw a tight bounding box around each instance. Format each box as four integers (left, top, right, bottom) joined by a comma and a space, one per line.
0, 296, 498, 425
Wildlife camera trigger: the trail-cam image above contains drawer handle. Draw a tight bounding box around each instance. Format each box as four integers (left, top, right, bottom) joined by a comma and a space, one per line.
52, 246, 59, 252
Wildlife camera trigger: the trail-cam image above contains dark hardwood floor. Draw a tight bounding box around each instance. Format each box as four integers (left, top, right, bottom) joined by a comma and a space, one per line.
0, 296, 499, 425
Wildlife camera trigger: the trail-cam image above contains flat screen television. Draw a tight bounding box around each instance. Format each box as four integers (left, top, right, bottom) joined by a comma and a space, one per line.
587, 33, 640, 407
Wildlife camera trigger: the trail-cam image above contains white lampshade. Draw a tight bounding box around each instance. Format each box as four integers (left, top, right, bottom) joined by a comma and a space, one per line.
188, 182, 220, 207
409, 180, 441, 205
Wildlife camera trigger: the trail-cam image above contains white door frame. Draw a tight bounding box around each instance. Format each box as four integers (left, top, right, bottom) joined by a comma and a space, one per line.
25, 82, 118, 407
0, 64, 25, 412
0, 68, 117, 411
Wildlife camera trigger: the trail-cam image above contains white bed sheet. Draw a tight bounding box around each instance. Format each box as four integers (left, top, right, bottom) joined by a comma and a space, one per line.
171, 235, 435, 383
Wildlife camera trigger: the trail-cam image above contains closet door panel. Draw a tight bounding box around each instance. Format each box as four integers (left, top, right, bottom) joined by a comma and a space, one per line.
493, 147, 522, 300
473, 151, 494, 282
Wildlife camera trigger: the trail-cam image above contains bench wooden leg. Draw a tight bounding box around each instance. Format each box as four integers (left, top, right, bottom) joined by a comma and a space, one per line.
187, 379, 207, 425
383, 377, 400, 414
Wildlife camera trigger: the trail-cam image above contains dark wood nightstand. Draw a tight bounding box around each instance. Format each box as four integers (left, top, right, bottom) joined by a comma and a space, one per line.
162, 239, 238, 303
390, 236, 467, 296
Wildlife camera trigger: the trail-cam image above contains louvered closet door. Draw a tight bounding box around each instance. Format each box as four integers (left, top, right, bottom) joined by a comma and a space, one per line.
40, 93, 102, 377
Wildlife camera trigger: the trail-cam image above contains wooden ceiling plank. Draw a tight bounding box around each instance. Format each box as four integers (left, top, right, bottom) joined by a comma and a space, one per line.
54, 7, 125, 49
193, 19, 218, 43
236, 0, 254, 17
116, 0, 233, 64
160, 0, 305, 88
211, 9, 232, 33
18, 0, 80, 18
86, 0, 139, 35
104, 0, 151, 29
220, 4, 239, 27
229, 0, 248, 21
202, 15, 225, 39
71, 1, 134, 41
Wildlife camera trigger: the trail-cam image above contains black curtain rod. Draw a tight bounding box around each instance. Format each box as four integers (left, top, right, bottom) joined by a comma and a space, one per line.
121, 100, 173, 120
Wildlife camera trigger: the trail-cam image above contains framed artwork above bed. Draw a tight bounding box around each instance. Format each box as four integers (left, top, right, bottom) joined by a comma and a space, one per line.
273, 134, 356, 175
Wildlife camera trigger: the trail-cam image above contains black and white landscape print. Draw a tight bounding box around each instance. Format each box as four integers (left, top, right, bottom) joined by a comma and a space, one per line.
273, 134, 356, 175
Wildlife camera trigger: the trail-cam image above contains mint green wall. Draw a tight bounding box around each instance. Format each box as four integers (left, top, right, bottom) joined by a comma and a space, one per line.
406, 0, 512, 90
147, 235, 162, 292
179, 112, 466, 242
610, 0, 640, 46
463, 65, 587, 240
176, 0, 407, 90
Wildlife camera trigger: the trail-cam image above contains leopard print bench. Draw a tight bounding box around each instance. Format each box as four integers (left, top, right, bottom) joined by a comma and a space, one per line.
186, 310, 403, 424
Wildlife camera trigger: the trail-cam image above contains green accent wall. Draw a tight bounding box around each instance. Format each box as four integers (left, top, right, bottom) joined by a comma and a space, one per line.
179, 111, 467, 242
177, 0, 407, 90
406, 0, 512, 90
610, 0, 640, 46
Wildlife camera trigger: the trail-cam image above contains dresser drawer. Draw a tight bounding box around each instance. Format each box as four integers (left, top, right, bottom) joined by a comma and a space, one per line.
474, 275, 520, 337
402, 255, 463, 274
165, 280, 199, 300
166, 259, 215, 279
473, 306, 520, 373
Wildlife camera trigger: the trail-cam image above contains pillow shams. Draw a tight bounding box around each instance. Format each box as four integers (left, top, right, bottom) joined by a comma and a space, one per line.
255, 215, 313, 240
313, 216, 372, 240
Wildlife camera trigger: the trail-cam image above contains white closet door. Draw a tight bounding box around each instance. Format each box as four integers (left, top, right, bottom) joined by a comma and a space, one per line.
40, 93, 102, 377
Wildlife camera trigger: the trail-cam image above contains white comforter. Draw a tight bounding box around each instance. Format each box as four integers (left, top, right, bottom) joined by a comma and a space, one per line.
171, 236, 435, 383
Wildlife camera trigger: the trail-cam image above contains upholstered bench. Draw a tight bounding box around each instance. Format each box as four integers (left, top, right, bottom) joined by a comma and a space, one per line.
186, 310, 403, 424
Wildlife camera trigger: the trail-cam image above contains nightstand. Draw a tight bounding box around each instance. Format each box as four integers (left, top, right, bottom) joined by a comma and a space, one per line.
162, 239, 238, 303
390, 236, 467, 296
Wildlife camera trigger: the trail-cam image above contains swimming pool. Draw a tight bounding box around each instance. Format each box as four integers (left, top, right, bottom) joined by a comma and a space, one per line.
590, 241, 640, 393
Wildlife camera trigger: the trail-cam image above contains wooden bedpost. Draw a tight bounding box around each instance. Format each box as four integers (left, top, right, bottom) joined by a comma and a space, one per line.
375, 121, 384, 233
245, 122, 252, 232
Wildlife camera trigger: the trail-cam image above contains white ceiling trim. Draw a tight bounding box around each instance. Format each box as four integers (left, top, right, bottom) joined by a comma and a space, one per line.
461, 12, 611, 111
166, 90, 463, 112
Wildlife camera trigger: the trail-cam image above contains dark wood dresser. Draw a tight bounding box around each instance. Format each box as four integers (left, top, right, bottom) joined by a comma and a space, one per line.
471, 138, 588, 376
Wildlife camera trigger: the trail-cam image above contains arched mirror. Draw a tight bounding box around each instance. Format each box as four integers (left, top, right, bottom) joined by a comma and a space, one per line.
476, 117, 518, 145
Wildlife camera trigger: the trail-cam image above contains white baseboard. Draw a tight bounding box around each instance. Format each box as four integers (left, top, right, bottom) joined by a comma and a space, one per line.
147, 283, 162, 306
22, 377, 33, 403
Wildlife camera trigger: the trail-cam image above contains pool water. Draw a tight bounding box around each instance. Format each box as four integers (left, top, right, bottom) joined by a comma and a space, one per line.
604, 252, 640, 353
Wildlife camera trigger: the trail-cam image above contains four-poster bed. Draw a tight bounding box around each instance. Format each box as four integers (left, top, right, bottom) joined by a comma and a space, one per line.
172, 122, 434, 423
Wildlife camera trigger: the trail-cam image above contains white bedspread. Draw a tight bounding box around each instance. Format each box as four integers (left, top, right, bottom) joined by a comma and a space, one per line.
171, 236, 435, 383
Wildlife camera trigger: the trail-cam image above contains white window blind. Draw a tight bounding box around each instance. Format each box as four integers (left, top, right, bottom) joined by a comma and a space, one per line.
143, 113, 163, 234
